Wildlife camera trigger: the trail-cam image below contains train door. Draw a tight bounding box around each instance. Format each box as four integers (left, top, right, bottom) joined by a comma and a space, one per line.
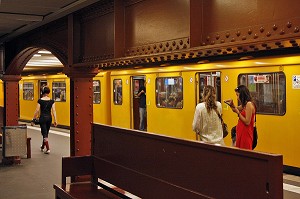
39, 80, 48, 98
131, 76, 147, 130
195, 71, 221, 104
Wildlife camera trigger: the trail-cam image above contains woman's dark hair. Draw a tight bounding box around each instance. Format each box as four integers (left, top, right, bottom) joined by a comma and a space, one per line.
235, 85, 254, 107
42, 86, 50, 95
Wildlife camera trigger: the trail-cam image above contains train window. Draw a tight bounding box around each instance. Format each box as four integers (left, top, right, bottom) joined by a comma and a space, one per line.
52, 81, 66, 102
93, 80, 101, 104
113, 79, 122, 105
156, 77, 183, 109
238, 72, 286, 115
23, 82, 34, 101
196, 72, 221, 104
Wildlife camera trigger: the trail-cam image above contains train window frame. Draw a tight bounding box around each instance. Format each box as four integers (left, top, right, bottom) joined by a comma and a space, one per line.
113, 79, 122, 105
23, 82, 34, 101
52, 81, 66, 102
93, 80, 101, 104
155, 77, 183, 109
237, 72, 286, 115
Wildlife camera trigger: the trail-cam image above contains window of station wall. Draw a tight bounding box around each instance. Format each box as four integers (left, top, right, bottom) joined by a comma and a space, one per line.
156, 77, 183, 109
52, 81, 66, 102
113, 79, 122, 105
93, 80, 101, 104
238, 72, 286, 115
23, 82, 34, 100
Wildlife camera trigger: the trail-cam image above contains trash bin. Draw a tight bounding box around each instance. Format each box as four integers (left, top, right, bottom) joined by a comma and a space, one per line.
2, 126, 27, 157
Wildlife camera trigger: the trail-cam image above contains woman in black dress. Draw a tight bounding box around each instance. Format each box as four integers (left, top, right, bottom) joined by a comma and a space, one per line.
31, 86, 57, 154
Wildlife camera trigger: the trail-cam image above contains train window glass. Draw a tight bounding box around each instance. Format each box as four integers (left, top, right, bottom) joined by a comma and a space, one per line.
238, 72, 286, 115
52, 82, 66, 102
23, 82, 34, 100
113, 79, 122, 105
196, 72, 221, 104
93, 80, 101, 104
156, 77, 183, 109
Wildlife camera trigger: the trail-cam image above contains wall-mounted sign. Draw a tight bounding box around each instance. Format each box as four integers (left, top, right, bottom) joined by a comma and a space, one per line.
292, 75, 300, 89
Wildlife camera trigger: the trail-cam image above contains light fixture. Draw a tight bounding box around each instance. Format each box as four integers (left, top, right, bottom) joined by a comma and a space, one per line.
197, 60, 209, 64
238, 56, 254, 61
38, 50, 51, 54
160, 63, 170, 67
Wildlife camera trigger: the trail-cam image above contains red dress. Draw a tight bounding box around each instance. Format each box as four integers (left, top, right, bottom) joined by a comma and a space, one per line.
236, 109, 255, 150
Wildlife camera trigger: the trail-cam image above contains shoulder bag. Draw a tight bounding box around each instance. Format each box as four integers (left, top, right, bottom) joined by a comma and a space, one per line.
214, 109, 229, 138
252, 112, 258, 149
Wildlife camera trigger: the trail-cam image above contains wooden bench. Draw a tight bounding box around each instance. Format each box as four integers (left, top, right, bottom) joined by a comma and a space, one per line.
54, 123, 283, 199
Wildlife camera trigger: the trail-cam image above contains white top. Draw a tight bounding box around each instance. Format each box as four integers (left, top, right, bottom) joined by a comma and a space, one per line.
192, 101, 224, 145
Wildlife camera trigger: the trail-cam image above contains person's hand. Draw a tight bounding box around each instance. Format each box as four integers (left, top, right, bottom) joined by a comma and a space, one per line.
231, 106, 239, 114
30, 122, 34, 126
54, 121, 57, 127
224, 99, 234, 107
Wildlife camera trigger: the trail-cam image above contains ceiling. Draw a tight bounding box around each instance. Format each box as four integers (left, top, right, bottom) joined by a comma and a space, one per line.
0, 0, 99, 75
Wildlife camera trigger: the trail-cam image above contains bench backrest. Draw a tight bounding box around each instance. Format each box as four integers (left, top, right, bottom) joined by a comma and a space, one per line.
92, 123, 283, 199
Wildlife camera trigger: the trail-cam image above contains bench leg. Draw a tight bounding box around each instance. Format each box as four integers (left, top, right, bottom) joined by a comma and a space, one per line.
27, 137, 31, 159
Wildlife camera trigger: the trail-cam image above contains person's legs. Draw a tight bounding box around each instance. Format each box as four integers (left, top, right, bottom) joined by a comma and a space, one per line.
139, 107, 145, 130
44, 119, 52, 154
40, 122, 48, 151
40, 117, 52, 154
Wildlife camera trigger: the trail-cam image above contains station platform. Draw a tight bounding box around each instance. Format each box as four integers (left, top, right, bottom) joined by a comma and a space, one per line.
0, 124, 300, 199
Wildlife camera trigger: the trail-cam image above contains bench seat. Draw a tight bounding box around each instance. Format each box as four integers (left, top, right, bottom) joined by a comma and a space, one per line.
53, 182, 123, 199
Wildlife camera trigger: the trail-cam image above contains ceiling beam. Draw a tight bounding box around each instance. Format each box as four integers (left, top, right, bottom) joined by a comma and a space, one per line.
0, 13, 43, 22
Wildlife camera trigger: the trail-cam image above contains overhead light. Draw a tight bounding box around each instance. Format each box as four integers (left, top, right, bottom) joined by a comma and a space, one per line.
255, 62, 266, 65
38, 50, 51, 54
238, 56, 254, 61
160, 63, 170, 67
197, 60, 209, 64
33, 54, 41, 57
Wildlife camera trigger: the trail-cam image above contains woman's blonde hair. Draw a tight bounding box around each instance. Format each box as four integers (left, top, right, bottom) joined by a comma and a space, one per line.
203, 85, 217, 113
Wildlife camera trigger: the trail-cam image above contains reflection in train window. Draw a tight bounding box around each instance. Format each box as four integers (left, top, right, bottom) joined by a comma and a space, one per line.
238, 72, 286, 115
113, 79, 122, 105
196, 72, 221, 104
93, 80, 101, 104
52, 81, 66, 102
23, 82, 34, 101
156, 77, 183, 109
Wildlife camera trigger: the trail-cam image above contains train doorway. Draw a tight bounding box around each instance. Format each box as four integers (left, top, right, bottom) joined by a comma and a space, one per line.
131, 76, 147, 131
39, 80, 48, 98
195, 72, 221, 104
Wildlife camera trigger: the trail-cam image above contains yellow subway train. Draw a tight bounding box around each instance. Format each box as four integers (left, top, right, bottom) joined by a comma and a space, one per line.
18, 54, 300, 173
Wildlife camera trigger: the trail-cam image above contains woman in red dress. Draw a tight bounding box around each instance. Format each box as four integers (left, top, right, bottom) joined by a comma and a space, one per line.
225, 85, 256, 150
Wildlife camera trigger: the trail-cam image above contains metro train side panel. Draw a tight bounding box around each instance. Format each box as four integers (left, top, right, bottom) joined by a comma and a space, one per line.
145, 71, 196, 140
19, 79, 39, 121
110, 75, 132, 129
93, 72, 112, 125
0, 80, 4, 107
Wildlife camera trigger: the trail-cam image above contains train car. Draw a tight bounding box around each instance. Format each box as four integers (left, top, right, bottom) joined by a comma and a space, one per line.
19, 74, 70, 127
18, 53, 300, 174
